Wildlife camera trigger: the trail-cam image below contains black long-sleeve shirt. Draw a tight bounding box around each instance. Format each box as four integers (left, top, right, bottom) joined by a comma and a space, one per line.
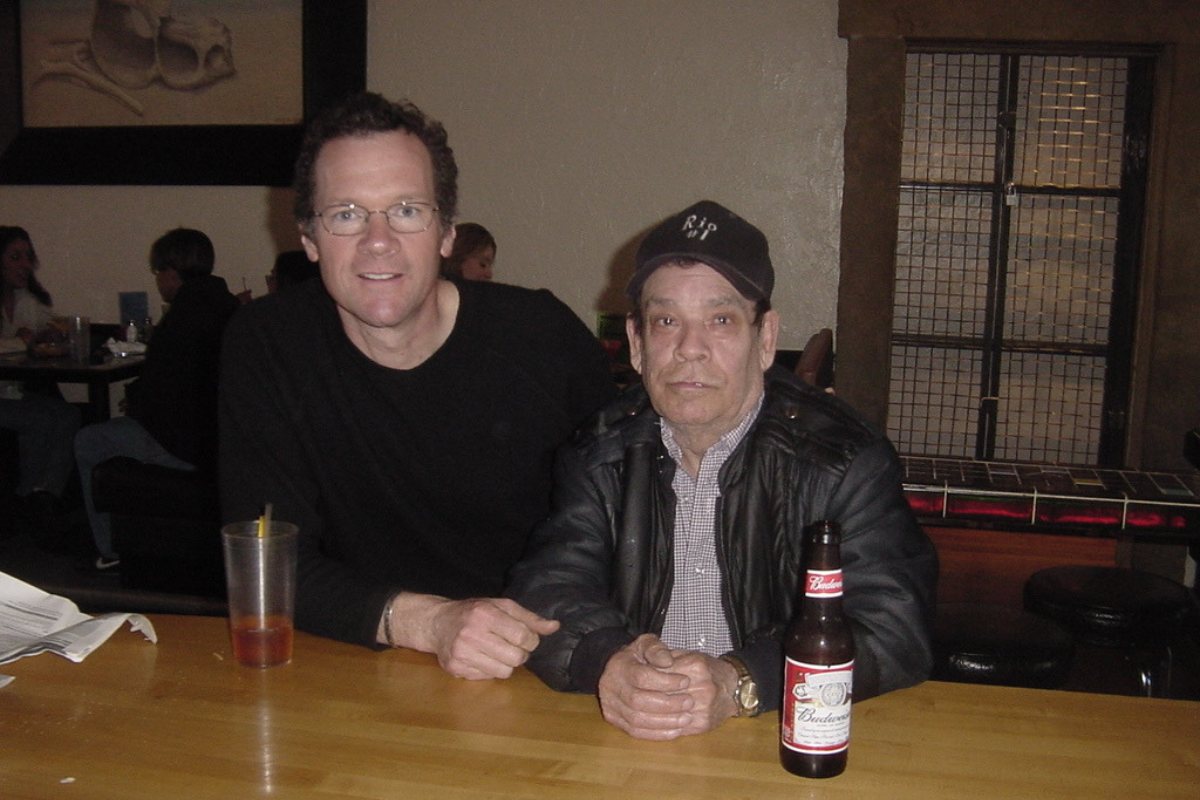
219, 278, 615, 646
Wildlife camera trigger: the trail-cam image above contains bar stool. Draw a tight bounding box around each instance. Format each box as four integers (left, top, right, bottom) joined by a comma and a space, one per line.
1024, 566, 1197, 697
932, 603, 1074, 689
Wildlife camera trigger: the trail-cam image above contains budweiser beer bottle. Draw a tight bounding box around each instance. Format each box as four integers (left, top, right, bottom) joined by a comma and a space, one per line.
780, 520, 854, 778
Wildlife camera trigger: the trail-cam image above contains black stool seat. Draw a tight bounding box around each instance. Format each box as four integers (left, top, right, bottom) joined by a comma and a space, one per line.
1024, 566, 1193, 649
932, 603, 1074, 689
1024, 566, 1196, 697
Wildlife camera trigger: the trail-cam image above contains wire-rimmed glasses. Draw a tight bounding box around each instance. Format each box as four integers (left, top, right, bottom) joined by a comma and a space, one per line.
315, 202, 439, 236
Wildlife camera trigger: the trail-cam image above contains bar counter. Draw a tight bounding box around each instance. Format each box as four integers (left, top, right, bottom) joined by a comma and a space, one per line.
1, 614, 1197, 799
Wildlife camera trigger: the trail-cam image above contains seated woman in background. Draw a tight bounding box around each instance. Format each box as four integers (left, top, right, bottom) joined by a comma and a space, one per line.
440, 222, 496, 281
0, 226, 81, 538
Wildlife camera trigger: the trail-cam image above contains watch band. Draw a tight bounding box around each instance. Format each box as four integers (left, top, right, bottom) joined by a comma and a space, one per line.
720, 654, 761, 717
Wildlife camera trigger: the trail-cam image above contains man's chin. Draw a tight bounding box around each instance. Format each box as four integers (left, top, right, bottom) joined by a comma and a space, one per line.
652, 396, 721, 422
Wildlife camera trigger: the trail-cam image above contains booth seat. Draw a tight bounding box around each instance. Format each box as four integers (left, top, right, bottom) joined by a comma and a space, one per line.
90, 456, 225, 601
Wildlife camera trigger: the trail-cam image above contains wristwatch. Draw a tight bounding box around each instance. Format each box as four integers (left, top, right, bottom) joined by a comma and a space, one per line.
720, 654, 761, 717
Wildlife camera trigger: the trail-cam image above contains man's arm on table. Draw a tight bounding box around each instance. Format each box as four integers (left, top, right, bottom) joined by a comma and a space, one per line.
219, 313, 558, 676
378, 592, 559, 680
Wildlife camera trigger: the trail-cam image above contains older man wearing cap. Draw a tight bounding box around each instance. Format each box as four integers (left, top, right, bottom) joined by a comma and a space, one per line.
508, 200, 936, 740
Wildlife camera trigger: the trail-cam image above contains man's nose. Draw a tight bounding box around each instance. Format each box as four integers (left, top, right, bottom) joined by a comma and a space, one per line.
359, 212, 398, 252
674, 323, 708, 360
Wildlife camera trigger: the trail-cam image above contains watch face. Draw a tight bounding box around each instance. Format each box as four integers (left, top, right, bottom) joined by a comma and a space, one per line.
739, 679, 760, 711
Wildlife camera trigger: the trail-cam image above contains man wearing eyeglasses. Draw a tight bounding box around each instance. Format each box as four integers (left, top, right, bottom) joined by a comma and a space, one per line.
219, 92, 615, 679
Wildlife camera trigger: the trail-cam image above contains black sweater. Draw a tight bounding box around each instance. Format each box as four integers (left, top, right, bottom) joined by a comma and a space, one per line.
219, 278, 615, 646
127, 273, 239, 470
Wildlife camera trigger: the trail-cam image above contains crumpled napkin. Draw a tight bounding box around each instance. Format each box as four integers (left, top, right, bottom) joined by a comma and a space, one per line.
104, 338, 147, 357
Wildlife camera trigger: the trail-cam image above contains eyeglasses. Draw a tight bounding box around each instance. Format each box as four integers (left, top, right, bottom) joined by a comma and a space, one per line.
314, 202, 439, 236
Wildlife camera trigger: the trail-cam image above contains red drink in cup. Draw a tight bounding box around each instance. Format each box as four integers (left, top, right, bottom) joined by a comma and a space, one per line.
222, 520, 298, 668
230, 614, 294, 668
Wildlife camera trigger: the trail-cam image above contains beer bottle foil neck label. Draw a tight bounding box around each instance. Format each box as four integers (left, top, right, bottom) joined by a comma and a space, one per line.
805, 569, 843, 598
781, 658, 853, 755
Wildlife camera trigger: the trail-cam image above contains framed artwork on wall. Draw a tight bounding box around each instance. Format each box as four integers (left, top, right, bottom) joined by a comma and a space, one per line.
0, 0, 366, 186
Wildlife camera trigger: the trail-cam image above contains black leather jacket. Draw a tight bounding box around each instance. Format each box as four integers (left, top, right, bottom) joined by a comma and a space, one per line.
508, 366, 937, 710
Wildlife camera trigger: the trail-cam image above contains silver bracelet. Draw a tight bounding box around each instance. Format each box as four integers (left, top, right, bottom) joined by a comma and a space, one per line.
382, 594, 399, 647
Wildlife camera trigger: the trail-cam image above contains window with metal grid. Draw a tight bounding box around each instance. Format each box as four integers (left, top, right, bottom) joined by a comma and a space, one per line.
887, 48, 1152, 467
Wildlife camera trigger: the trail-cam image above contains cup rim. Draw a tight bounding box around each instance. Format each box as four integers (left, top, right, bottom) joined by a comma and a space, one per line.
221, 521, 299, 540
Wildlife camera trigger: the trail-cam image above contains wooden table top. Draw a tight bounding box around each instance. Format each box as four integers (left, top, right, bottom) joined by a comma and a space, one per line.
1, 614, 1197, 799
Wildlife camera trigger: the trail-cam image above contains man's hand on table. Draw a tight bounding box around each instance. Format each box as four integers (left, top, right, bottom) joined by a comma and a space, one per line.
597, 633, 740, 741
383, 593, 559, 680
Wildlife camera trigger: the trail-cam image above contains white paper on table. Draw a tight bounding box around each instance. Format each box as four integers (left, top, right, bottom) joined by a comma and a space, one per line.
103, 338, 147, 357
0, 571, 157, 686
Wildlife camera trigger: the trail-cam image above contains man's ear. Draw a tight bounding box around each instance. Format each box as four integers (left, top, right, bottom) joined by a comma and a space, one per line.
439, 223, 456, 259
758, 309, 780, 371
625, 314, 644, 374
300, 224, 319, 263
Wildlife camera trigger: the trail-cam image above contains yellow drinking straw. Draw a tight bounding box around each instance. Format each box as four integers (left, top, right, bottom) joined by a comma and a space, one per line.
257, 503, 273, 538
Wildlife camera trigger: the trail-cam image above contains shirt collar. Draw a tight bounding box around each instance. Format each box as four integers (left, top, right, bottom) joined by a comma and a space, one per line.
660, 391, 766, 469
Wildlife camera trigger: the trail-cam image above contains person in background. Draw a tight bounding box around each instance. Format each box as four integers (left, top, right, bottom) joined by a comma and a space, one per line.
440, 222, 496, 281
509, 200, 937, 740
75, 228, 240, 569
0, 226, 81, 539
219, 92, 614, 679
266, 249, 320, 294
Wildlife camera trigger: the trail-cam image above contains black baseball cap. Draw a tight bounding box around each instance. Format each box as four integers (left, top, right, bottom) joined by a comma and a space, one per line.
625, 200, 774, 302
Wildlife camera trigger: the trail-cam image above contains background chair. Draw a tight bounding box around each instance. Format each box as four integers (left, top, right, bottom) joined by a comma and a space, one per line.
794, 327, 834, 390
90, 456, 224, 600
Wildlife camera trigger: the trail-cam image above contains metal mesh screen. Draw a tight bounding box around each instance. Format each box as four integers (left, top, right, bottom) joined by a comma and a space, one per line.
1015, 57, 1127, 189
889, 344, 981, 458
890, 185, 990, 458
997, 353, 1105, 463
889, 51, 1128, 465
1006, 194, 1117, 346
902, 53, 999, 184
893, 187, 991, 339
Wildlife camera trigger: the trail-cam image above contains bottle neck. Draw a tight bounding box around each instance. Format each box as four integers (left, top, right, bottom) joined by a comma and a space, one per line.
802, 525, 843, 611
806, 542, 841, 574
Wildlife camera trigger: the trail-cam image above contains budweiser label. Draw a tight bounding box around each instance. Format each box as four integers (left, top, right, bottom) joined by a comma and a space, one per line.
781, 659, 853, 754
805, 569, 843, 598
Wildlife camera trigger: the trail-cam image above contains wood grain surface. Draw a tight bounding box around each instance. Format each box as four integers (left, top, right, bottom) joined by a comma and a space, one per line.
1, 614, 1196, 799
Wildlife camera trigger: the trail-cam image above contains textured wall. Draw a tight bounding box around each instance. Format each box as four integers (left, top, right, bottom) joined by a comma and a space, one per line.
0, 1, 846, 350
368, 0, 846, 346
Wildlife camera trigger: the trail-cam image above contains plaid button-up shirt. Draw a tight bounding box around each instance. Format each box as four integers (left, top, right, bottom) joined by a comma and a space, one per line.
659, 394, 763, 656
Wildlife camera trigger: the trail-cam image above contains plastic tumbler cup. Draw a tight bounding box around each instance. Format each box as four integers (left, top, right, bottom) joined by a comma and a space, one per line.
67, 316, 90, 363
221, 521, 298, 667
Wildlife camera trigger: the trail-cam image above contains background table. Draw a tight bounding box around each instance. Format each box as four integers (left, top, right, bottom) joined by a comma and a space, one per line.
1, 614, 1197, 799
0, 354, 144, 421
